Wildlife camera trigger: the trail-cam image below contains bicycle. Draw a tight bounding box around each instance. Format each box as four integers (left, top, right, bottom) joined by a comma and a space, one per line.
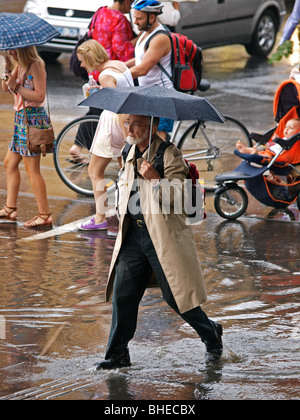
54, 86, 252, 196
174, 115, 251, 189
54, 114, 120, 197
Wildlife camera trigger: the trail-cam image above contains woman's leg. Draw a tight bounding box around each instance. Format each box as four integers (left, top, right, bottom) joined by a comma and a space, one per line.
0, 151, 22, 219
22, 155, 52, 226
88, 154, 112, 224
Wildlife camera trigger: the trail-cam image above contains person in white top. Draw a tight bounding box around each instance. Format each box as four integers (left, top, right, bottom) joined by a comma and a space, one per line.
127, 0, 174, 139
76, 39, 134, 231
158, 1, 181, 30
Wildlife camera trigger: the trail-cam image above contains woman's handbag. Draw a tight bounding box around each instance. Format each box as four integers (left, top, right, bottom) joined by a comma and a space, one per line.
26, 121, 55, 157
22, 92, 55, 157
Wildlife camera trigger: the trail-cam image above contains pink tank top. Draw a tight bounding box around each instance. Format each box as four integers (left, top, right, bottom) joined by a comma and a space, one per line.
14, 65, 46, 112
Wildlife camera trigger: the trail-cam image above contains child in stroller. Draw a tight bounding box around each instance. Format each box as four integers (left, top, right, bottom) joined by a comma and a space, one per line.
236, 118, 300, 187
214, 79, 300, 220
236, 118, 300, 165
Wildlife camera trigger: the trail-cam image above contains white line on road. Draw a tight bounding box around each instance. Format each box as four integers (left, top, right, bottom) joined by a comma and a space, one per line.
19, 217, 91, 242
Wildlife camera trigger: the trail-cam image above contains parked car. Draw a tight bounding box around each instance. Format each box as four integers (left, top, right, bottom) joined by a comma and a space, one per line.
177, 0, 286, 58
23, 0, 113, 61
23, 0, 286, 61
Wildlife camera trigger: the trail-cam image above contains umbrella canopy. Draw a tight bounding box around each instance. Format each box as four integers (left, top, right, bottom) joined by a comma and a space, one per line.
0, 13, 60, 50
79, 85, 224, 123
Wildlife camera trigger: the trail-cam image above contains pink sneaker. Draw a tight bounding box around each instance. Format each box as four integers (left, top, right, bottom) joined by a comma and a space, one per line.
79, 218, 108, 231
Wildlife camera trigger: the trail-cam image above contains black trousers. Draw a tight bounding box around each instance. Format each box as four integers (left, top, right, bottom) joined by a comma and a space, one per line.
105, 219, 218, 359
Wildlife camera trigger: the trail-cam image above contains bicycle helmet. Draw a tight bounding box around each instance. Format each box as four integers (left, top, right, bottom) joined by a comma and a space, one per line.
131, 0, 164, 15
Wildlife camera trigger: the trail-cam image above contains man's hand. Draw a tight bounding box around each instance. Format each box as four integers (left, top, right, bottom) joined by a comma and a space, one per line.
139, 160, 161, 183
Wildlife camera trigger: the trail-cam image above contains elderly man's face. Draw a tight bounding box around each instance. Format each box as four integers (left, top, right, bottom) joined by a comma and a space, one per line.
124, 115, 152, 146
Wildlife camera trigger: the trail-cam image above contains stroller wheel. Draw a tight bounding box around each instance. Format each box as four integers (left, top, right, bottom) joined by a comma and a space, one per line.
214, 184, 248, 220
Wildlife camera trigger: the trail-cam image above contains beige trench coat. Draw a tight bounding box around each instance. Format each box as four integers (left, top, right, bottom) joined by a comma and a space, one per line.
105, 135, 207, 314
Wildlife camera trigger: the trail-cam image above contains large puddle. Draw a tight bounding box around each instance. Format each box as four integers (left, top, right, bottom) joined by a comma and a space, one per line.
0, 0, 299, 400
0, 210, 299, 400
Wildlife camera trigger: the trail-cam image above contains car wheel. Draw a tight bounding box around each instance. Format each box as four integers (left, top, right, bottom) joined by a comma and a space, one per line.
245, 10, 277, 58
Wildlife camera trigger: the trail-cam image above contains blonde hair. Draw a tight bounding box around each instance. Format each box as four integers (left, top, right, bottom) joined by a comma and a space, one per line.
77, 39, 109, 72
12, 46, 44, 70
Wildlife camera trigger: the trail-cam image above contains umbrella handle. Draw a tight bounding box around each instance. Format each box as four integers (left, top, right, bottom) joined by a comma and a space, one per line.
4, 51, 11, 75
147, 117, 154, 162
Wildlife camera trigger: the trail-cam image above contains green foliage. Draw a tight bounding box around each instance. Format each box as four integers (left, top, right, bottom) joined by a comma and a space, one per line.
268, 40, 294, 64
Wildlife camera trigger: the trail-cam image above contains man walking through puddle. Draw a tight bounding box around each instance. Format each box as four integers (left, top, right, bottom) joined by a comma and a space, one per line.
96, 114, 223, 370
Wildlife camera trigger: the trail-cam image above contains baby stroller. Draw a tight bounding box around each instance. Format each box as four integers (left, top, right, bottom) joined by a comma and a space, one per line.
214, 79, 300, 220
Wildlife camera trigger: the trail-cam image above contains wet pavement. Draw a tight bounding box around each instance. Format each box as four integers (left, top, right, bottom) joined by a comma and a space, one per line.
0, 209, 299, 400
0, 0, 299, 401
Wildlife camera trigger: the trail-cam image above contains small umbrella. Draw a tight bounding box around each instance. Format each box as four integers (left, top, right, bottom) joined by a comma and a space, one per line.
79, 85, 224, 123
79, 85, 224, 161
0, 12, 60, 51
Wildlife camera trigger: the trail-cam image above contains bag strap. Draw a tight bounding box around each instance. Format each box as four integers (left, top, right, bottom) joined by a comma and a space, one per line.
122, 142, 132, 164
21, 64, 51, 125
144, 30, 173, 81
21, 65, 31, 127
88, 7, 103, 34
153, 141, 172, 178
122, 141, 173, 179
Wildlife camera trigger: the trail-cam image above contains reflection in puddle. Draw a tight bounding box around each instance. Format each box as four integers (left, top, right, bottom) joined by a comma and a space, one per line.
0, 212, 300, 400
0, 0, 299, 400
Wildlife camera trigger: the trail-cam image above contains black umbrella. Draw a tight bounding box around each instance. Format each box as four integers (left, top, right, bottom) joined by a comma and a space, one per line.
79, 85, 224, 161
79, 85, 224, 123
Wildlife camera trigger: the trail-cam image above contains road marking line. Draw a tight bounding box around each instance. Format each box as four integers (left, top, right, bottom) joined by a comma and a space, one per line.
20, 217, 91, 242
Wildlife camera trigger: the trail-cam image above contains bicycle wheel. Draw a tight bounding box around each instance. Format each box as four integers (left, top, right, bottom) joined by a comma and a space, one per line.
54, 115, 121, 197
177, 116, 252, 188
214, 184, 248, 220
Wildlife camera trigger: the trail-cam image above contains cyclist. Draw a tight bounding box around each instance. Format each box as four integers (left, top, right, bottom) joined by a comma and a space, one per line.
127, 0, 174, 140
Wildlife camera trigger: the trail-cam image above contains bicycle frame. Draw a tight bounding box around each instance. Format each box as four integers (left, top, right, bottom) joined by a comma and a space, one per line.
171, 120, 219, 161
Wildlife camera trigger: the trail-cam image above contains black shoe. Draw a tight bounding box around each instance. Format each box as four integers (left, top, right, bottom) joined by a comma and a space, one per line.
96, 348, 131, 370
205, 322, 223, 362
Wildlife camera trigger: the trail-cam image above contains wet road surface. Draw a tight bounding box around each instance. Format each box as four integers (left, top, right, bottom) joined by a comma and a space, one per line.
0, 213, 299, 400
0, 0, 299, 401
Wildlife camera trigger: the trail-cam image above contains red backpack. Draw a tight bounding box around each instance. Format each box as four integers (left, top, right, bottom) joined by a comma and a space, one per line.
145, 30, 203, 93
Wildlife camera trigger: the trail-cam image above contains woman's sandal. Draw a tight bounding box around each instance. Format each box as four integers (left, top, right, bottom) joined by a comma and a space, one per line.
24, 213, 53, 228
0, 205, 18, 222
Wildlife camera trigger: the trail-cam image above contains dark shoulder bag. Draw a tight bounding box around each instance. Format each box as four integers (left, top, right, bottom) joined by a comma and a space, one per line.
70, 7, 102, 80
